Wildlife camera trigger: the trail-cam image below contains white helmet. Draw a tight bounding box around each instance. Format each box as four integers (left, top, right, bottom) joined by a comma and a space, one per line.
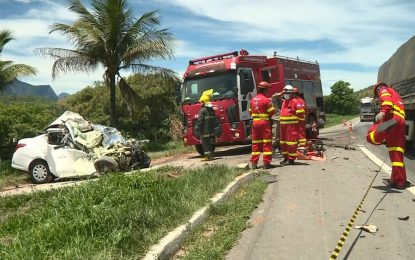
283, 85, 294, 93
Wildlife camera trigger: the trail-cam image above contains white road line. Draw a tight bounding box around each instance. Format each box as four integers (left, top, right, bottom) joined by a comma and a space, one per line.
359, 145, 415, 195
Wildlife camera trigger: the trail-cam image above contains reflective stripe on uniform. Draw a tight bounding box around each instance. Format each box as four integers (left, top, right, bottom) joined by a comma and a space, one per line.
252, 152, 261, 155
380, 93, 391, 97
280, 121, 299, 124
252, 113, 269, 118
263, 151, 273, 155
381, 101, 393, 107
296, 109, 305, 113
286, 141, 298, 145
369, 130, 382, 145
253, 118, 269, 121
281, 151, 288, 155
267, 107, 275, 113
288, 152, 298, 157
392, 162, 404, 167
280, 116, 299, 120
388, 146, 405, 153
393, 111, 405, 120
252, 139, 272, 144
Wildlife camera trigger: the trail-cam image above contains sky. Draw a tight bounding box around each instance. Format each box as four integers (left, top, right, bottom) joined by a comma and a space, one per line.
1, 0, 414, 95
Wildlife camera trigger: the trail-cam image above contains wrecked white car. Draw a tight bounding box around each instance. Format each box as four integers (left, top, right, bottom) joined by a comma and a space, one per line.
11, 111, 151, 184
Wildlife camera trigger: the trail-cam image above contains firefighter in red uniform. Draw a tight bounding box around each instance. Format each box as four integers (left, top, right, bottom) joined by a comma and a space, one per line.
366, 82, 409, 189
293, 87, 306, 148
250, 81, 275, 169
280, 85, 302, 166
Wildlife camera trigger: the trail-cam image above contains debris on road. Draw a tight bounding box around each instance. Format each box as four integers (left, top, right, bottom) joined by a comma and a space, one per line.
354, 224, 378, 233
397, 216, 409, 221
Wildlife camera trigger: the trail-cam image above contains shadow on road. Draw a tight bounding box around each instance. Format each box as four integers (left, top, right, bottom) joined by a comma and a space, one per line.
187, 145, 251, 159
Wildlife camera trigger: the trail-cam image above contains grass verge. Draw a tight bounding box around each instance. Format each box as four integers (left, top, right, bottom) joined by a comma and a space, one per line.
0, 160, 29, 190
174, 174, 268, 259
0, 164, 245, 259
147, 140, 194, 160
324, 113, 359, 128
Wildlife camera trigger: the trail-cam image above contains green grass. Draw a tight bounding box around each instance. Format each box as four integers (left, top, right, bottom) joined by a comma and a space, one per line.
0, 165, 245, 259
176, 175, 268, 260
0, 160, 29, 190
324, 113, 359, 128
147, 140, 193, 160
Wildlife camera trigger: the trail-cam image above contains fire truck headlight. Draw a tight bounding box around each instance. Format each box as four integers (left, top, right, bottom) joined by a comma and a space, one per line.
234, 132, 240, 138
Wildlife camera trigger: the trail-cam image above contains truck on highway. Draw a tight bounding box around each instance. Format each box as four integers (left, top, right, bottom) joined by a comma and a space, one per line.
359, 97, 375, 122
377, 36, 415, 147
180, 49, 325, 154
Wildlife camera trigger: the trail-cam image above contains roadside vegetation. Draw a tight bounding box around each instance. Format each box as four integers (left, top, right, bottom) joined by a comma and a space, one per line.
175, 176, 267, 259
0, 160, 28, 190
0, 165, 245, 259
324, 113, 358, 128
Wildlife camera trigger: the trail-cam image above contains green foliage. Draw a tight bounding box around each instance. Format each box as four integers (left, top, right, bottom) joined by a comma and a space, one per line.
0, 165, 243, 259
180, 178, 267, 259
36, 0, 175, 127
0, 101, 63, 159
324, 80, 359, 115
62, 73, 181, 143
0, 160, 29, 189
0, 29, 37, 91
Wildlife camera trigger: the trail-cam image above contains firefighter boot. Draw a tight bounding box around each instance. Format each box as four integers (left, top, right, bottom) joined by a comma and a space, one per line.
263, 163, 275, 169
376, 119, 397, 134
280, 158, 289, 166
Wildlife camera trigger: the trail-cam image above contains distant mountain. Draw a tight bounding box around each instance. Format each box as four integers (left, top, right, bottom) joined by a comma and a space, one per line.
4, 79, 58, 100
58, 92, 70, 99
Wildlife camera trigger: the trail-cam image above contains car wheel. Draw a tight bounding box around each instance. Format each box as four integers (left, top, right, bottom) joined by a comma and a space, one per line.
94, 156, 119, 173
30, 160, 52, 184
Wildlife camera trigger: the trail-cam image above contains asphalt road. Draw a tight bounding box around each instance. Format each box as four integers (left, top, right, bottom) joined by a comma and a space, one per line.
226, 119, 415, 260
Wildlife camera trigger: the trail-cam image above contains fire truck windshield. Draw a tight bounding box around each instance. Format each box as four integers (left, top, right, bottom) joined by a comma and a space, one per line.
181, 72, 237, 103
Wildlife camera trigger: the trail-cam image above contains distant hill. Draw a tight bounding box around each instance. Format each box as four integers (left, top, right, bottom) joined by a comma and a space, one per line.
58, 92, 70, 99
4, 79, 58, 100
354, 85, 373, 100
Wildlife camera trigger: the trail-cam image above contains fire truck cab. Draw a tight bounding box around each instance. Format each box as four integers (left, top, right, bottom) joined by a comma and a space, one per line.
180, 49, 324, 155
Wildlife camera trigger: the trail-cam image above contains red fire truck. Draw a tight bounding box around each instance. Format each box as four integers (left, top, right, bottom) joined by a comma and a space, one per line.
180, 49, 325, 155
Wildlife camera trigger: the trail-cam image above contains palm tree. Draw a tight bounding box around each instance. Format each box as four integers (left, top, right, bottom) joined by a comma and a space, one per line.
36, 0, 175, 127
0, 30, 37, 92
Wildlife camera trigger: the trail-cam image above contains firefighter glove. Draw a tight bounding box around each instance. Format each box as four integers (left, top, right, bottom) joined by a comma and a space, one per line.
375, 111, 385, 122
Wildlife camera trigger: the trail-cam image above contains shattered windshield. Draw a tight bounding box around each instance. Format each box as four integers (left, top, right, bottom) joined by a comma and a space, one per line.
181, 72, 237, 103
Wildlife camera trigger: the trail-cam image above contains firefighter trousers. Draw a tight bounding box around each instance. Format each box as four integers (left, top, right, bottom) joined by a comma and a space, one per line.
366, 117, 407, 187
251, 120, 273, 165
280, 123, 298, 160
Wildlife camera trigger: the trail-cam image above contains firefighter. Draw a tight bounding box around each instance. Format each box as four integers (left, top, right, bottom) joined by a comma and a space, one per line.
279, 85, 301, 166
366, 82, 409, 189
250, 81, 275, 169
195, 89, 216, 161
293, 87, 306, 148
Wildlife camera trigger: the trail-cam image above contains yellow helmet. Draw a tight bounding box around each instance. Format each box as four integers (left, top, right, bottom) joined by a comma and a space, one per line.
199, 89, 214, 103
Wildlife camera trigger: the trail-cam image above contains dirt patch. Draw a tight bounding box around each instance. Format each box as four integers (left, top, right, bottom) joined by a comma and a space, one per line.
0, 236, 14, 246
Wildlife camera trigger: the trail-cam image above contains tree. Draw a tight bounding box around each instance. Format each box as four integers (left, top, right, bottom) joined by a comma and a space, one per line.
325, 80, 358, 115
0, 30, 37, 92
36, 0, 175, 127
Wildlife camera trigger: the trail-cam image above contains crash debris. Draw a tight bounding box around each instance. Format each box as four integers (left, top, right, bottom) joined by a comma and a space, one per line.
12, 111, 151, 183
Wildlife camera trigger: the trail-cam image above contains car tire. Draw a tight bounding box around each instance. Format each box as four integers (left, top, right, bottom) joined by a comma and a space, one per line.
94, 156, 119, 173
29, 160, 52, 184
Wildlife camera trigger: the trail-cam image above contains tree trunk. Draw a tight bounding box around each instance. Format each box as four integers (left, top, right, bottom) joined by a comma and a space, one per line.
109, 74, 118, 127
